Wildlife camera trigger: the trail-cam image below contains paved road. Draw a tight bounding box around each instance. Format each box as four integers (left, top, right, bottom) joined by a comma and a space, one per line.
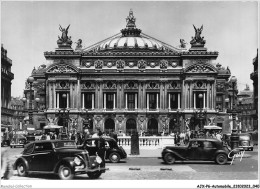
3, 146, 258, 180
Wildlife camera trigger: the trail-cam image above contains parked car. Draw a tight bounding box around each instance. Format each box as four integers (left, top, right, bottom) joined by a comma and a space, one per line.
222, 133, 254, 151
13, 140, 106, 179
26, 134, 36, 144
161, 138, 237, 165
238, 133, 254, 151
10, 134, 27, 148
79, 137, 127, 163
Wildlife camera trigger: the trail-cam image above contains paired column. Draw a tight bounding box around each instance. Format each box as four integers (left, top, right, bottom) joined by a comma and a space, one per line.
57, 93, 60, 108
53, 83, 56, 109
125, 93, 128, 109
194, 93, 196, 109
156, 93, 159, 110
135, 93, 137, 110
203, 92, 206, 109
147, 94, 149, 110
67, 94, 69, 108
168, 93, 171, 110
82, 93, 85, 109
104, 93, 106, 109
113, 93, 116, 109
178, 93, 180, 109
92, 94, 94, 109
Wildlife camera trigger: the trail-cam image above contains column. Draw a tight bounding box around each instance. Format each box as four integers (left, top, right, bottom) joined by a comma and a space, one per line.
212, 83, 214, 109
104, 93, 106, 109
77, 79, 80, 109
57, 93, 60, 108
125, 93, 128, 109
190, 83, 192, 109
92, 93, 94, 109
48, 82, 52, 109
147, 93, 149, 110
203, 92, 206, 109
82, 93, 85, 109
67, 93, 69, 108
135, 93, 137, 109
168, 93, 171, 110
207, 83, 210, 109
113, 93, 116, 110
194, 93, 196, 109
156, 93, 159, 110
53, 83, 56, 109
178, 93, 180, 109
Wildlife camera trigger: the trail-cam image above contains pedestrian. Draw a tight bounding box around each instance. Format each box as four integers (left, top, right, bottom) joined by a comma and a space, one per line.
95, 130, 106, 167
46, 133, 51, 140
184, 132, 190, 145
109, 131, 118, 143
216, 132, 222, 141
71, 133, 76, 141
1, 148, 13, 179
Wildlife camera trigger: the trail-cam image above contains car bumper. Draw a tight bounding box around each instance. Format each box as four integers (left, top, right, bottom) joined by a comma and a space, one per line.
10, 144, 24, 147
75, 165, 106, 174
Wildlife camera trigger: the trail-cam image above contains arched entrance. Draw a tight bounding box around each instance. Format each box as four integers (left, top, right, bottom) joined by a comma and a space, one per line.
104, 118, 115, 134
126, 118, 137, 136
169, 118, 179, 133
83, 119, 93, 133
147, 118, 158, 135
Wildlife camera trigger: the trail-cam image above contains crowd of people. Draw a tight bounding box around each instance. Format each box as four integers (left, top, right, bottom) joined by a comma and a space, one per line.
170, 130, 224, 146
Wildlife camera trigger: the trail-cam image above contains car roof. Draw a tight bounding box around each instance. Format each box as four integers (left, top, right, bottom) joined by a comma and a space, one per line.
190, 138, 221, 143
86, 137, 116, 142
29, 140, 75, 144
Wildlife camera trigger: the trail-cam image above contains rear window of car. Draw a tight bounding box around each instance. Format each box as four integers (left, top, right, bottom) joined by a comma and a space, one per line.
239, 135, 251, 141
203, 141, 215, 148
23, 143, 34, 154
53, 141, 77, 148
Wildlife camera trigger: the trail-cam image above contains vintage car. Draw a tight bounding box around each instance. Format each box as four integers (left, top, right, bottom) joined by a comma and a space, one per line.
238, 133, 254, 151
161, 138, 236, 165
13, 140, 106, 179
10, 134, 27, 148
26, 134, 36, 144
79, 137, 127, 163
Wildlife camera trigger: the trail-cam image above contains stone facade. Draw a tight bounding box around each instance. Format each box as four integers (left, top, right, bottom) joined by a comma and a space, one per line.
1, 44, 14, 129
25, 11, 234, 135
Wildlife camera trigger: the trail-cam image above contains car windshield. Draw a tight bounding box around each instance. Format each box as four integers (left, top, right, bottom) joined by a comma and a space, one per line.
53, 141, 77, 149
239, 135, 251, 140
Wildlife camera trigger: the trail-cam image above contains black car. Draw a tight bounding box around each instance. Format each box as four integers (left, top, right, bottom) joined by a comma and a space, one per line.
79, 137, 127, 163
13, 140, 106, 179
162, 138, 236, 165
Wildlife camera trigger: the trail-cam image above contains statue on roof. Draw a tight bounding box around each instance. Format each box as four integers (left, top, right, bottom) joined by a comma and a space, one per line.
57, 24, 72, 48
75, 39, 82, 50
126, 9, 136, 28
190, 25, 206, 47
179, 39, 187, 48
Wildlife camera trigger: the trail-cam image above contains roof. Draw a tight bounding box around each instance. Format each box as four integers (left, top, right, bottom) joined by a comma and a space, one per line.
82, 10, 183, 54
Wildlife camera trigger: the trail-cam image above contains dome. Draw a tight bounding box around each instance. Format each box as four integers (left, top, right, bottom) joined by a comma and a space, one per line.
84, 9, 181, 53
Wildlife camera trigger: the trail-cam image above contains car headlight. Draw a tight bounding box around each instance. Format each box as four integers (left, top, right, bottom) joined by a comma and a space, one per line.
95, 156, 102, 164
74, 156, 83, 166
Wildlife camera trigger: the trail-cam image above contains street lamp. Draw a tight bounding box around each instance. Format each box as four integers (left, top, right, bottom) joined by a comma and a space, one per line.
227, 76, 240, 149
22, 76, 40, 126
58, 93, 70, 133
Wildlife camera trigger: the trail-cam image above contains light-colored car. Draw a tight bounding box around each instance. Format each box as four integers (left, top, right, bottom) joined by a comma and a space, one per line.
10, 134, 27, 148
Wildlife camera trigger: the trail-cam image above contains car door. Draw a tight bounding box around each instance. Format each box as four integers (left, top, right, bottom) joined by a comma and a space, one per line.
187, 140, 204, 160
30, 142, 55, 171
201, 141, 217, 160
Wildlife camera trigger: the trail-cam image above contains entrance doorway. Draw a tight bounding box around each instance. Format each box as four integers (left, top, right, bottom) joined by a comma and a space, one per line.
104, 118, 115, 134
147, 118, 158, 135
169, 118, 179, 133
126, 118, 137, 136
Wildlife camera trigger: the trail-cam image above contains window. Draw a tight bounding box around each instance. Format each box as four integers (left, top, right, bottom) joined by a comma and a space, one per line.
58, 92, 69, 108
24, 143, 34, 154
127, 93, 136, 109
149, 93, 157, 109
170, 93, 179, 109
203, 141, 214, 148
106, 93, 114, 109
84, 93, 94, 109
34, 142, 53, 152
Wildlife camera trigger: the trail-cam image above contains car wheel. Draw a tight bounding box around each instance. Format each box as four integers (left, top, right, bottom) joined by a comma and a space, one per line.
216, 153, 228, 165
17, 162, 28, 177
109, 152, 121, 163
163, 153, 176, 164
58, 165, 74, 180
87, 171, 102, 179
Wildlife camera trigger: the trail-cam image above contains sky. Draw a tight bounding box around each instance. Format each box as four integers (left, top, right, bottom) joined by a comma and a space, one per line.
1, 1, 259, 98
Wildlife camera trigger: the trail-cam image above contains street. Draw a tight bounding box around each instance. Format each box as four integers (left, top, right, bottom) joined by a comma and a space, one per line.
3, 146, 258, 180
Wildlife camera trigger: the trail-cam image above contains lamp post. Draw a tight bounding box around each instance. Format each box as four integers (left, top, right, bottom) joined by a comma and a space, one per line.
227, 76, 239, 149
58, 93, 70, 133
22, 76, 40, 127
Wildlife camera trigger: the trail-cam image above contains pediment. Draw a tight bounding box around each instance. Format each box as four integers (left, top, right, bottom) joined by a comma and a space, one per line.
185, 63, 217, 74
46, 63, 78, 73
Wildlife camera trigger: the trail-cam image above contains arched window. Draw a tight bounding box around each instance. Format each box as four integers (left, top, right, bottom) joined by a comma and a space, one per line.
147, 118, 158, 135
126, 118, 137, 135
104, 118, 115, 134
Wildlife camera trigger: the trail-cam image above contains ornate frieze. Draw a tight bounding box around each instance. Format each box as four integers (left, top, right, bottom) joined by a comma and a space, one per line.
138, 59, 146, 72
94, 59, 103, 70
103, 81, 117, 89
160, 59, 168, 69
146, 82, 159, 89
82, 61, 93, 68
126, 62, 135, 68
48, 64, 76, 73
81, 81, 95, 89
186, 64, 215, 73
116, 59, 125, 71
193, 80, 207, 89
168, 81, 181, 89
171, 62, 178, 68
56, 81, 70, 89
124, 81, 138, 89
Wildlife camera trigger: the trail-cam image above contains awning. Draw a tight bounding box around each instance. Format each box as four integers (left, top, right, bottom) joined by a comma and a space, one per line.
204, 125, 222, 130
43, 125, 63, 129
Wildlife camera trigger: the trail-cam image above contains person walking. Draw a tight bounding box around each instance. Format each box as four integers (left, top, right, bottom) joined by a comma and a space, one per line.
95, 130, 106, 167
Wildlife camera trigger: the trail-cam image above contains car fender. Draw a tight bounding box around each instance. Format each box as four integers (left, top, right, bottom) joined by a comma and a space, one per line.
163, 148, 186, 160
106, 148, 120, 158
13, 157, 29, 170
53, 157, 75, 173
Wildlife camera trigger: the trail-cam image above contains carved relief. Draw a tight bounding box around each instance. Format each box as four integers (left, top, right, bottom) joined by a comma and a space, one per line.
193, 81, 207, 89
138, 59, 146, 72
171, 62, 178, 68
103, 81, 116, 89
160, 59, 168, 69
94, 59, 103, 70
147, 82, 159, 89
116, 59, 125, 72
48, 64, 76, 73
168, 81, 181, 89
56, 81, 69, 89
81, 81, 95, 89
124, 81, 138, 89
186, 64, 214, 73
107, 62, 113, 68
127, 62, 135, 68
